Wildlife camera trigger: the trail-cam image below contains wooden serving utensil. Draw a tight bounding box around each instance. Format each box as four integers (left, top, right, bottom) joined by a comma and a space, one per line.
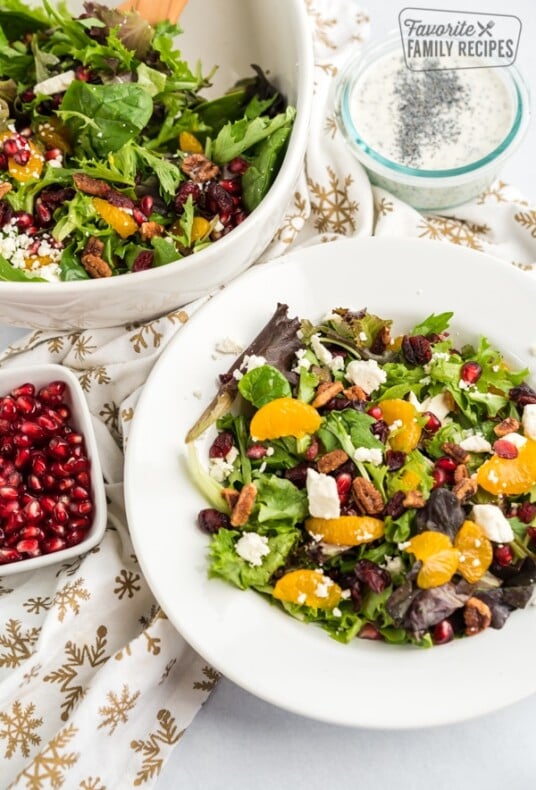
117, 0, 189, 24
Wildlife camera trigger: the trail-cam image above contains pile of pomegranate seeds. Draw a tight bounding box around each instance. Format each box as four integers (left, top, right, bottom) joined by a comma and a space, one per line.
0, 380, 93, 565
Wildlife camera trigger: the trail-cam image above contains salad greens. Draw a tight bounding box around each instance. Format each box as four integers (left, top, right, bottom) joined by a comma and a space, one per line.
189, 304, 536, 648
0, 0, 295, 282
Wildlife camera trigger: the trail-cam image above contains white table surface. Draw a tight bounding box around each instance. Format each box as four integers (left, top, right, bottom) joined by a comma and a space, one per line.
2, 1, 536, 787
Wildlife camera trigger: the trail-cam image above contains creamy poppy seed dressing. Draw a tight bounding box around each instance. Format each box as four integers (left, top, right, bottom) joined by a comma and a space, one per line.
349, 52, 515, 170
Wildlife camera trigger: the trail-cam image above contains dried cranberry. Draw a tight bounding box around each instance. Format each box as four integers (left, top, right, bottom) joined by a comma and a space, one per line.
208, 431, 234, 459
174, 181, 200, 212
493, 439, 518, 459
304, 436, 319, 461
371, 419, 389, 443
354, 559, 391, 593
358, 623, 382, 640
205, 182, 234, 215
349, 578, 362, 611
383, 490, 406, 519
494, 544, 514, 567
246, 444, 267, 460
197, 508, 230, 534
132, 250, 154, 272
385, 450, 406, 471
402, 335, 432, 366
227, 157, 249, 174
518, 502, 536, 524
509, 384, 536, 407
283, 463, 310, 489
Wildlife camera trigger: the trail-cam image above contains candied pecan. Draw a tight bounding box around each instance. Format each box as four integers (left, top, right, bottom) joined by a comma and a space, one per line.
82, 235, 105, 259
317, 449, 349, 474
494, 417, 520, 437
452, 477, 478, 502
402, 335, 432, 366
73, 172, 111, 197
342, 384, 367, 402
510, 384, 536, 407
402, 490, 425, 509
370, 325, 391, 355
352, 477, 384, 515
311, 380, 343, 408
0, 182, 12, 200
453, 463, 469, 483
221, 487, 239, 511
230, 483, 257, 527
441, 442, 469, 464
81, 253, 112, 278
140, 221, 164, 241
181, 153, 220, 183
464, 597, 492, 636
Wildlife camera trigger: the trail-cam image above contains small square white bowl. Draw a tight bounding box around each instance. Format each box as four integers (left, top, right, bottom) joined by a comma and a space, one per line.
0, 363, 107, 576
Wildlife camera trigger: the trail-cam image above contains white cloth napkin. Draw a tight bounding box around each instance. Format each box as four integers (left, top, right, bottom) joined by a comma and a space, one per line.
1, 1, 535, 787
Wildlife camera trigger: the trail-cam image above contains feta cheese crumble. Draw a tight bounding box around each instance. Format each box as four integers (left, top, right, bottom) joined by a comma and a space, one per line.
209, 446, 239, 482
306, 468, 340, 519
459, 434, 492, 453
353, 446, 383, 466
345, 359, 386, 394
471, 504, 514, 543
310, 333, 344, 372
522, 404, 536, 440
235, 532, 270, 566
214, 337, 244, 355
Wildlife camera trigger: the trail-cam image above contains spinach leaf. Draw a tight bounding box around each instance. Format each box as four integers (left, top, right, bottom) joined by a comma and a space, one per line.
209, 528, 299, 590
0, 255, 45, 282
212, 106, 296, 164
150, 237, 180, 267
411, 312, 453, 336
238, 364, 291, 408
59, 242, 89, 281
196, 87, 248, 135
0, 0, 49, 39
60, 82, 153, 156
242, 122, 292, 212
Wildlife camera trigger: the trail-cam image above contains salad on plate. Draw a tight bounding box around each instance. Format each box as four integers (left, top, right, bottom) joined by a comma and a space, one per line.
187, 304, 536, 648
0, 0, 295, 282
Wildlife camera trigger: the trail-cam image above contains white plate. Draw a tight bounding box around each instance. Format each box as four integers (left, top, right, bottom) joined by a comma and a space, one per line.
124, 237, 536, 728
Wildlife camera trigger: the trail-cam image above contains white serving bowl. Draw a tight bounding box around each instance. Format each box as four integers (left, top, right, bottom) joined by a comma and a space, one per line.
0, 0, 313, 330
0, 364, 107, 575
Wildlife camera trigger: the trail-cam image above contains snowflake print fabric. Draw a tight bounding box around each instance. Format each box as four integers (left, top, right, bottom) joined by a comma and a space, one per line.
1, 1, 536, 787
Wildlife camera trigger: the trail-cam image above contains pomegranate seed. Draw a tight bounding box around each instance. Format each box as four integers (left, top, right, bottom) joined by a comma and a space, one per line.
71, 500, 92, 516
71, 485, 89, 500
76, 471, 90, 488
132, 207, 147, 224
246, 445, 267, 460
55, 405, 70, 421
139, 195, 154, 216
432, 620, 454, 645
358, 623, 382, 640
367, 406, 383, 420
304, 436, 319, 461
0, 397, 18, 421
494, 544, 513, 566
197, 508, 231, 534
14, 448, 31, 469
66, 432, 84, 446
460, 361, 482, 384
432, 467, 449, 488
227, 157, 249, 174
0, 485, 19, 499
13, 433, 31, 448
66, 528, 87, 547
16, 538, 41, 556
335, 472, 352, 504
423, 411, 441, 433
527, 526, 536, 545
42, 536, 66, 552
436, 456, 457, 472
75, 65, 92, 81
42, 473, 57, 490
53, 501, 70, 524
20, 421, 45, 441
234, 210, 247, 225
19, 526, 44, 541
219, 178, 241, 194
35, 202, 52, 226
16, 395, 36, 415
57, 477, 75, 492
3, 139, 19, 157
47, 521, 66, 537
36, 413, 58, 432
31, 453, 47, 475
0, 152, 6, 170
13, 149, 30, 166
38, 380, 65, 403
21, 89, 35, 102
45, 148, 63, 161
15, 212, 34, 231
48, 436, 70, 460
40, 495, 57, 514
50, 461, 70, 478
27, 474, 44, 492
518, 502, 536, 524
0, 548, 22, 564
68, 516, 90, 530
24, 499, 43, 522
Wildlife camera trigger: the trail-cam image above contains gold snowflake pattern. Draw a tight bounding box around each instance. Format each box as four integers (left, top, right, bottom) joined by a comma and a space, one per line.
317, 63, 338, 78
308, 166, 359, 234
79, 777, 106, 790
166, 309, 189, 325
304, 0, 338, 50
23, 596, 53, 615
272, 192, 308, 246
99, 401, 120, 434
128, 318, 164, 354
0, 699, 42, 758
54, 577, 91, 622
44, 624, 109, 721
139, 604, 161, 630
324, 114, 338, 140
193, 665, 220, 693
130, 709, 183, 786
20, 662, 42, 687
121, 406, 134, 423
98, 684, 141, 735
159, 659, 176, 686
72, 334, 97, 362
514, 210, 536, 239
0, 619, 40, 669
418, 216, 487, 250
0, 329, 43, 359
47, 336, 65, 354
0, 583, 14, 597
512, 260, 535, 272
374, 196, 394, 219
114, 569, 142, 600
78, 366, 111, 393
476, 179, 509, 204
13, 723, 79, 788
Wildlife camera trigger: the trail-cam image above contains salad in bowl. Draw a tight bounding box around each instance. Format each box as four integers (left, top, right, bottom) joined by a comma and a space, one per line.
0, 0, 295, 283
188, 303, 536, 648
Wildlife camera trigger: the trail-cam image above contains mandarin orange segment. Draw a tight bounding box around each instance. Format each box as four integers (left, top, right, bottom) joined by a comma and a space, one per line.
397, 469, 422, 492
179, 131, 204, 154
249, 397, 321, 440
305, 515, 384, 546
404, 530, 460, 589
272, 569, 342, 609
378, 398, 422, 453
92, 197, 139, 238
191, 216, 210, 241
8, 141, 44, 183
476, 438, 536, 495
454, 520, 492, 583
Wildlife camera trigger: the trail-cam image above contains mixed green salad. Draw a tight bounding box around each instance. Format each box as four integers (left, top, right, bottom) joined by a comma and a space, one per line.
188, 304, 536, 648
0, 0, 295, 282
